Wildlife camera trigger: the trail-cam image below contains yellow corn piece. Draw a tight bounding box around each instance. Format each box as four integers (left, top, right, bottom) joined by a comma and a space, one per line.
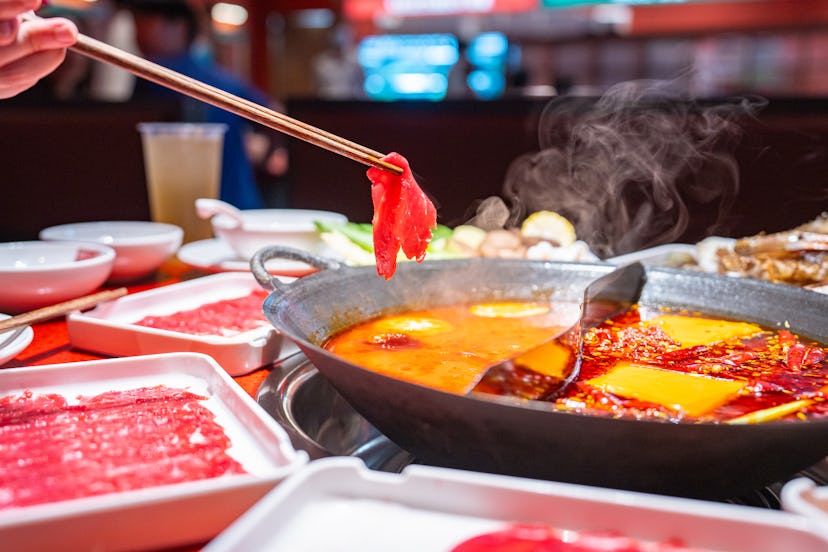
586, 362, 745, 417
643, 314, 762, 347
726, 399, 812, 425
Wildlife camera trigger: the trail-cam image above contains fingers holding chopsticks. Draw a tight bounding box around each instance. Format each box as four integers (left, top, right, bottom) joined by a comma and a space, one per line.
0, 3, 77, 98
0, 1, 38, 24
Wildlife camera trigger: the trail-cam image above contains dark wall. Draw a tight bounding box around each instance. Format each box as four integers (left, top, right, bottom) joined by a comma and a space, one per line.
1, 98, 826, 247
0, 101, 177, 242
286, 98, 828, 249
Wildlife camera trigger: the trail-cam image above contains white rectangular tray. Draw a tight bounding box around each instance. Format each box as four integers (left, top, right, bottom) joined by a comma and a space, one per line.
205, 457, 828, 552
67, 272, 297, 376
782, 470, 828, 525
0, 353, 308, 552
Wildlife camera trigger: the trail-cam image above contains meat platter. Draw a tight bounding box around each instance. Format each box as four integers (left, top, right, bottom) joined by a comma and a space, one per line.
204, 457, 828, 552
67, 272, 299, 376
0, 352, 307, 552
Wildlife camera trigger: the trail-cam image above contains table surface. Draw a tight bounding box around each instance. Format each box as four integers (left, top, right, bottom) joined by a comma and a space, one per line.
7, 257, 828, 550
3, 259, 273, 399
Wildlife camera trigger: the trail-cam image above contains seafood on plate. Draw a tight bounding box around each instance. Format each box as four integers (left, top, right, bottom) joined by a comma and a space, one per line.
714, 213, 828, 288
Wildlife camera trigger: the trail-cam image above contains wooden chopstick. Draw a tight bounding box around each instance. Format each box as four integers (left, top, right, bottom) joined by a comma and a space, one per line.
0, 287, 128, 333
69, 31, 403, 176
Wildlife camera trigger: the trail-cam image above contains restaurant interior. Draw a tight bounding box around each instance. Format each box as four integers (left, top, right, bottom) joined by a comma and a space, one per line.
2, 0, 828, 250
3, 2, 828, 551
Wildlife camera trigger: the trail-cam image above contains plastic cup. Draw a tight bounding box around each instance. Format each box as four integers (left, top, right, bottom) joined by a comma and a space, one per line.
137, 122, 227, 243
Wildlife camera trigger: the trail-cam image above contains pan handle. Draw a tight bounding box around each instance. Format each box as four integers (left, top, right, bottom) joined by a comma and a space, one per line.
250, 246, 344, 292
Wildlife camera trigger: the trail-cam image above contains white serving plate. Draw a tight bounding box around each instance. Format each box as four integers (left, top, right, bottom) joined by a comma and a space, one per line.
67, 272, 296, 376
178, 238, 321, 277
209, 208, 347, 261
0, 314, 33, 366
0, 353, 308, 552
204, 457, 828, 552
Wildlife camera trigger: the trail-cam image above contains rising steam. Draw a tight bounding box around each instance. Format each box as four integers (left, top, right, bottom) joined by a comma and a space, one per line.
494, 80, 764, 258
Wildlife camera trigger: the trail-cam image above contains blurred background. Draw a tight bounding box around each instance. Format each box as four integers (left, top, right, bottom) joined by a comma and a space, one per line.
2, 0, 827, 251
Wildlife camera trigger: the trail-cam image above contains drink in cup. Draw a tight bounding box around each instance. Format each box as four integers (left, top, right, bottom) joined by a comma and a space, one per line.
137, 123, 227, 243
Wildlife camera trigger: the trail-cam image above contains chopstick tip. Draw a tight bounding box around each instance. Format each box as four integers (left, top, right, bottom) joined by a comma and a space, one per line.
377, 158, 404, 175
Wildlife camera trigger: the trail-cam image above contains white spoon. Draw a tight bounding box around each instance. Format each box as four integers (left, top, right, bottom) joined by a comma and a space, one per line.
195, 198, 245, 228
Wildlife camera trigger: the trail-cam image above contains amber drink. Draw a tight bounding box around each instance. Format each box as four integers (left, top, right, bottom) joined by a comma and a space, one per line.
138, 123, 227, 243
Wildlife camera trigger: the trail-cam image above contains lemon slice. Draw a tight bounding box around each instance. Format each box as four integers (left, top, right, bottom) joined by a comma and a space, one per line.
470, 302, 550, 318
520, 211, 577, 247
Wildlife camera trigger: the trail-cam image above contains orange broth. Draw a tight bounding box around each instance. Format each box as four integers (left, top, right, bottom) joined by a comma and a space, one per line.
324, 302, 578, 394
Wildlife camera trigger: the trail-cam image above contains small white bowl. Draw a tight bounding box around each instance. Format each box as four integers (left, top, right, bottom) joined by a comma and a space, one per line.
0, 241, 115, 313
40, 221, 183, 283
211, 209, 347, 261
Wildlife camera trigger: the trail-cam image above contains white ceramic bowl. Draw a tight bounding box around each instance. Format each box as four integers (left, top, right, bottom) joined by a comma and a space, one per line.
0, 241, 115, 313
211, 209, 347, 261
40, 221, 183, 283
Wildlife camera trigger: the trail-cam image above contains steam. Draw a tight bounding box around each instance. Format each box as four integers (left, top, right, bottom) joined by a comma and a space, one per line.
491, 80, 764, 258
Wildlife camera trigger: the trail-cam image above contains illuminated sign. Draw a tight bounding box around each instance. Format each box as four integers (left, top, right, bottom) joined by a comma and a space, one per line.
542, 0, 687, 5
466, 32, 509, 99
358, 34, 460, 101
386, 0, 495, 15
344, 0, 537, 21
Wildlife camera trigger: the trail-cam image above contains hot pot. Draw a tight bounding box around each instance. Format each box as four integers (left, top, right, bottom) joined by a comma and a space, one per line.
252, 246, 828, 499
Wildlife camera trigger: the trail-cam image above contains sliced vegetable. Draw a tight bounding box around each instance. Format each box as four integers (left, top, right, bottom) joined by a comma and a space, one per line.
726, 399, 811, 424
315, 221, 374, 251
317, 221, 458, 266
318, 229, 375, 265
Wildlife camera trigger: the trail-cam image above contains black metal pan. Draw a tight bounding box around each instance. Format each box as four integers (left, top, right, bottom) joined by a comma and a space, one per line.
252, 246, 828, 499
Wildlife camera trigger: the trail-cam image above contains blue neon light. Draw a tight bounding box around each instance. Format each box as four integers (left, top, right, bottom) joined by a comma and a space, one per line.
358, 34, 459, 101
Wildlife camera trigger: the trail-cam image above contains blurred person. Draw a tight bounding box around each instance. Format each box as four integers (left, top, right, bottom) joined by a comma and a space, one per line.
83, 0, 138, 101
16, 45, 92, 102
313, 24, 361, 99
0, 0, 77, 99
124, 0, 286, 209
12, 1, 135, 103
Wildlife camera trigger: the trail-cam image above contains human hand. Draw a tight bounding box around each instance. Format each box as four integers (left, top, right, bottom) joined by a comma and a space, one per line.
0, 1, 77, 99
